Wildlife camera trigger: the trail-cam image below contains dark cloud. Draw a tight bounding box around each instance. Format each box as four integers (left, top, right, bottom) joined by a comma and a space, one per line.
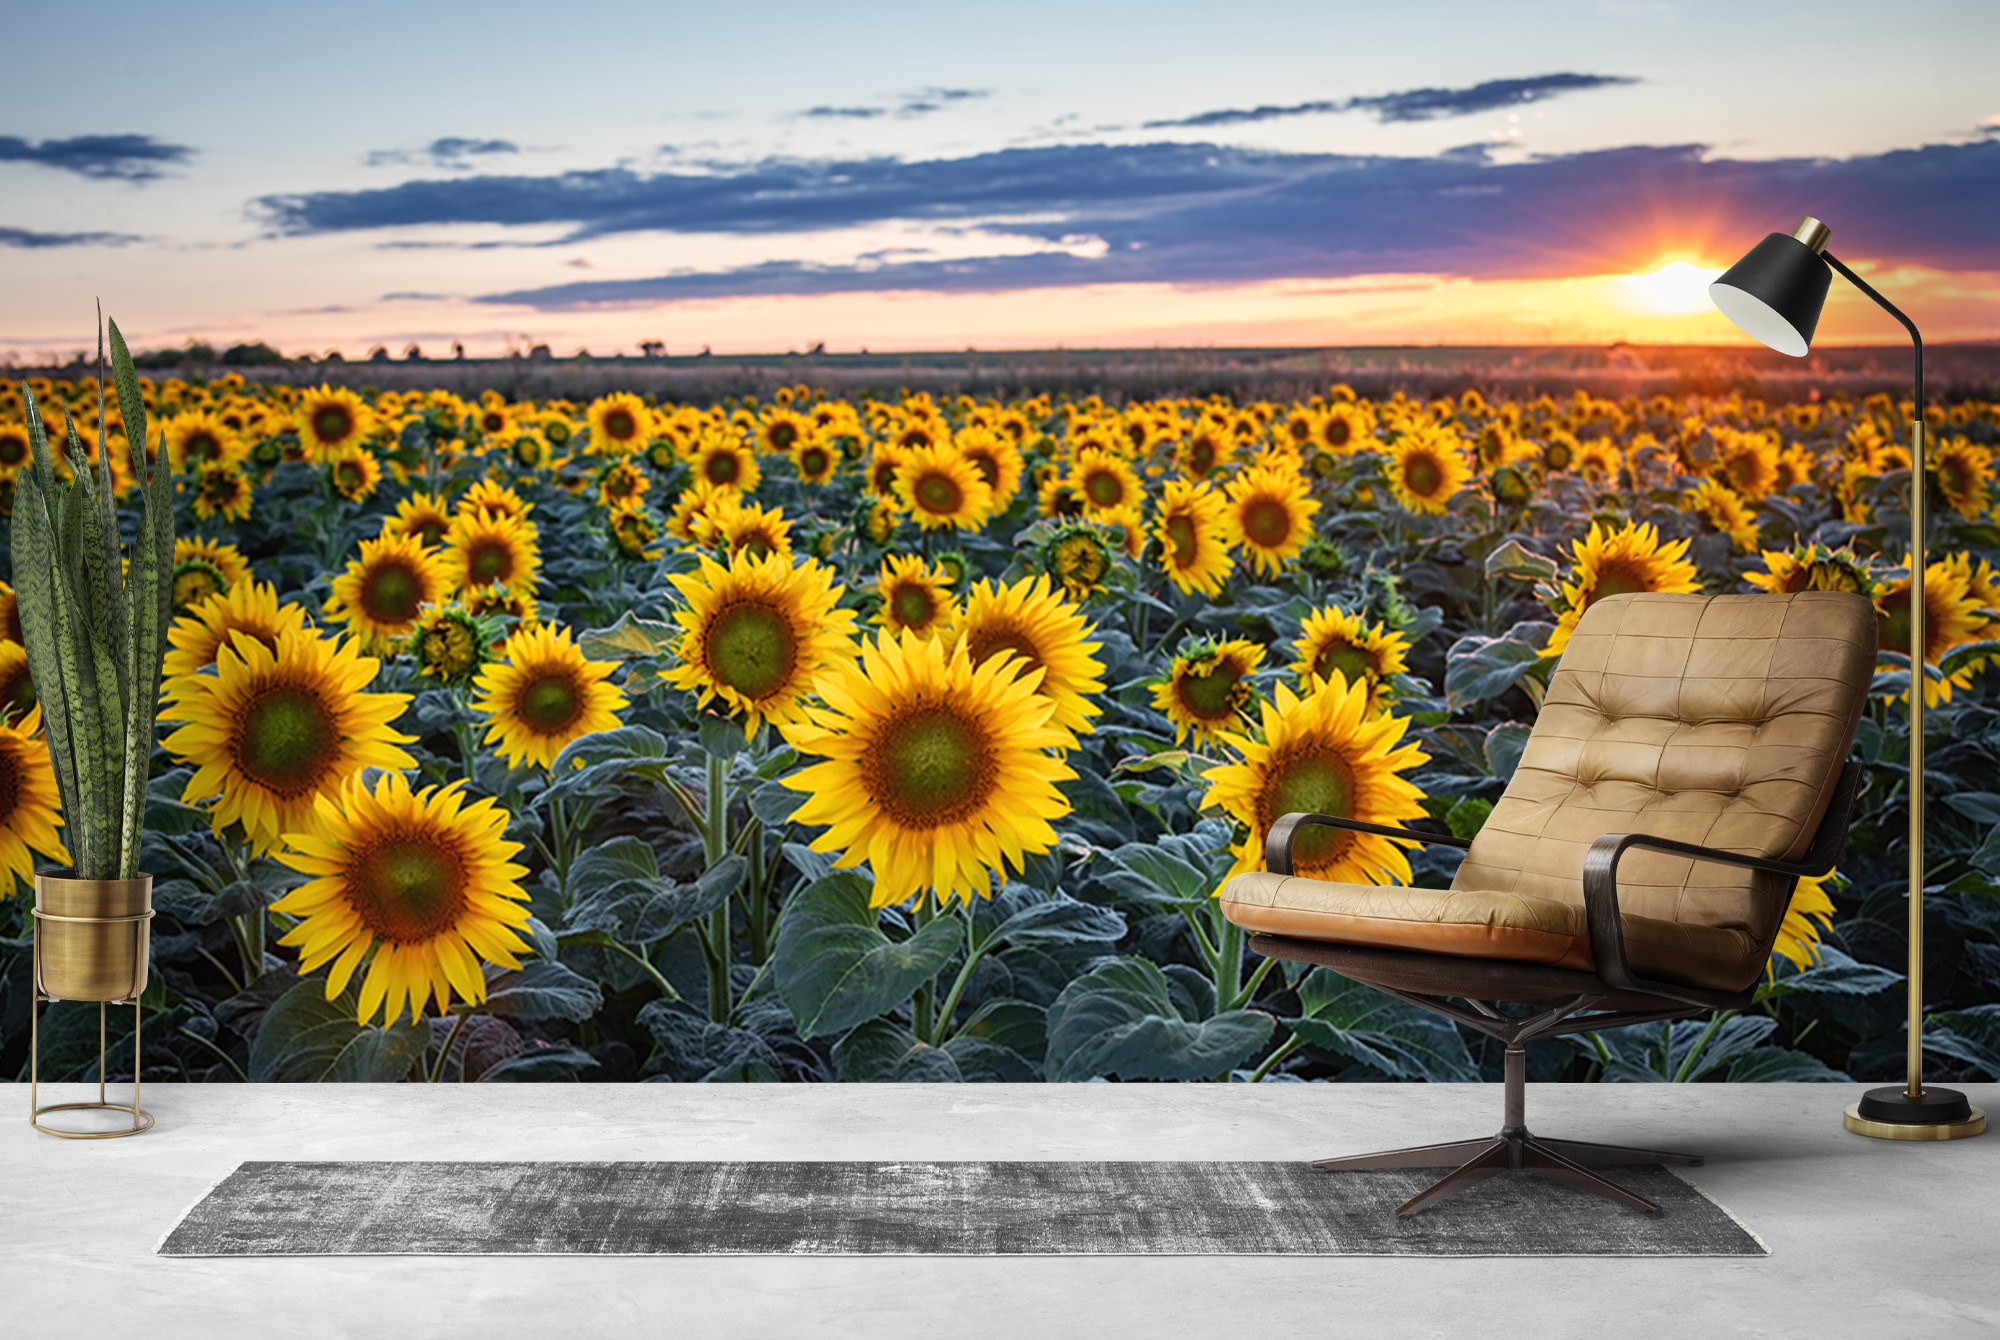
1146, 73, 1638, 129
0, 225, 143, 248
0, 133, 194, 182
799, 87, 989, 120
367, 137, 521, 168
461, 139, 2000, 310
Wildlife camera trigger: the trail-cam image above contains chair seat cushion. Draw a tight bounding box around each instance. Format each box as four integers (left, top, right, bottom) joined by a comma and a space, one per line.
1217, 872, 1762, 992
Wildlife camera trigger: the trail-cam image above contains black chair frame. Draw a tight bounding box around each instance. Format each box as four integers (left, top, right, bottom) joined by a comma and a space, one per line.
1250, 761, 1865, 1217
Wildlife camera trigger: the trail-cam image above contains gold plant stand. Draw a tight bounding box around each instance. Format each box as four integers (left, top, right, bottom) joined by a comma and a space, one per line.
29, 874, 156, 1139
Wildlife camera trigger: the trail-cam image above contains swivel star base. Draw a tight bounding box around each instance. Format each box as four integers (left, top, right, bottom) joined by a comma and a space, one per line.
1312, 1128, 1700, 1218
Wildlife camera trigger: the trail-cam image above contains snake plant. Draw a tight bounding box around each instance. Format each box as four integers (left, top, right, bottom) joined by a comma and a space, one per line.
12, 318, 175, 880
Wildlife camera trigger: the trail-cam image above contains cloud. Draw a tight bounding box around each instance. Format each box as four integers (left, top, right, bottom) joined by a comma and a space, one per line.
454, 139, 2000, 310
0, 225, 144, 248
798, 87, 989, 120
1146, 73, 1637, 129
0, 133, 194, 182
366, 137, 521, 168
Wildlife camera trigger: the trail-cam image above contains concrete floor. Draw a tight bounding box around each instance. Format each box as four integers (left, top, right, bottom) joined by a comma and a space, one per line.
3, 1082, 1996, 1340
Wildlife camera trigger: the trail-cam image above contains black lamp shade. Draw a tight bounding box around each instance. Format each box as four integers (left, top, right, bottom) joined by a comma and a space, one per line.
1708, 232, 1831, 357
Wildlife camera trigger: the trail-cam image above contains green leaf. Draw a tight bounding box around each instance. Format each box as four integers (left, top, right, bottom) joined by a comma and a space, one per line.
771, 874, 963, 1039
576, 611, 681, 660
1940, 639, 2000, 679
484, 961, 605, 1021
105, 319, 152, 485
1284, 968, 1479, 1080
940, 1035, 1039, 1081
475, 1044, 600, 1082
1727, 1047, 1848, 1082
247, 981, 428, 1081
1483, 721, 1532, 781
1943, 792, 2000, 827
970, 884, 1126, 955
1444, 624, 1549, 711
1044, 957, 1273, 1081
1483, 538, 1559, 585
1925, 1005, 2000, 1078
1765, 947, 1902, 997
565, 841, 746, 942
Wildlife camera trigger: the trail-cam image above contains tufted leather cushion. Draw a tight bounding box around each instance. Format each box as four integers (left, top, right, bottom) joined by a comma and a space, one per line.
1217, 590, 1876, 992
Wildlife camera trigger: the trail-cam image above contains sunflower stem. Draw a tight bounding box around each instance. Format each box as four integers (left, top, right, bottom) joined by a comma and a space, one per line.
429, 1009, 474, 1083
1225, 952, 1277, 1013
742, 818, 771, 963
703, 752, 732, 1023
1247, 1032, 1306, 1084
930, 914, 985, 1044
176, 1025, 248, 1083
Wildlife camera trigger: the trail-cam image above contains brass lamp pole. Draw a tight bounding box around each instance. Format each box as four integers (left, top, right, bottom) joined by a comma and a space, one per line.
1709, 216, 1983, 1139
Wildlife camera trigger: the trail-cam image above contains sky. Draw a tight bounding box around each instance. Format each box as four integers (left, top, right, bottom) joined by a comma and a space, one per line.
3, 0, 1998, 358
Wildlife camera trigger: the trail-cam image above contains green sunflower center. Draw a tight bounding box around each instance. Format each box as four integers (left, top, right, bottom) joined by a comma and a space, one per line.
363, 560, 425, 623
517, 671, 584, 735
707, 601, 799, 701
1054, 537, 1106, 588
1188, 439, 1217, 475
800, 446, 831, 477
348, 832, 467, 943
768, 422, 798, 450
1403, 454, 1443, 497
890, 583, 940, 630
1313, 639, 1374, 687
235, 685, 339, 796
1263, 750, 1357, 870
0, 436, 27, 466
865, 705, 996, 827
1082, 469, 1125, 508
914, 471, 963, 514
467, 538, 515, 586
0, 663, 36, 722
173, 561, 228, 611
1241, 497, 1294, 549
1174, 662, 1241, 721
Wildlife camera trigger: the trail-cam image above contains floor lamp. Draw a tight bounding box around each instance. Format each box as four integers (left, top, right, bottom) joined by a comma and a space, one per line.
1708, 216, 1985, 1140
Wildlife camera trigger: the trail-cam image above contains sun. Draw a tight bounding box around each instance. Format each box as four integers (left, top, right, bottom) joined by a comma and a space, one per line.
1621, 260, 1717, 315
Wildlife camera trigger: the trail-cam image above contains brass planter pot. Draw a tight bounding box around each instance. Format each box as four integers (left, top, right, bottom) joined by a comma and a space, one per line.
30, 871, 155, 1139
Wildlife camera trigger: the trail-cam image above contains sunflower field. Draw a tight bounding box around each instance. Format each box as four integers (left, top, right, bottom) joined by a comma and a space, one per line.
3, 368, 2000, 1086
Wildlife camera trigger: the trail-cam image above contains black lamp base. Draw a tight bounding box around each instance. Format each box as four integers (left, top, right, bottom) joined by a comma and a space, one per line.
1844, 1086, 1986, 1141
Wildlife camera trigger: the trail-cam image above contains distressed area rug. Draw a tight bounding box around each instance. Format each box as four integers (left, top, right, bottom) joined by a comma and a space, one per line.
155, 1161, 1766, 1257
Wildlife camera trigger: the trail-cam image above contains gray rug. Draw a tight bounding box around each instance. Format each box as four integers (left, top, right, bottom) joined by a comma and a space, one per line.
155, 1160, 1766, 1257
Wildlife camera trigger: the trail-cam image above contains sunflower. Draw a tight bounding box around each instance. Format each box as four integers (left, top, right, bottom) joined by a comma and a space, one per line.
1875, 554, 1991, 706
1770, 870, 1838, 978
190, 465, 254, 522
0, 641, 35, 725
949, 574, 1105, 745
0, 424, 31, 474
873, 554, 955, 637
473, 623, 629, 769
1201, 675, 1430, 882
408, 604, 489, 687
164, 580, 314, 682
162, 410, 246, 472
1573, 438, 1622, 484
864, 443, 910, 498
328, 533, 448, 649
1176, 419, 1237, 479
1932, 436, 1993, 519
691, 436, 762, 492
1152, 637, 1264, 746
443, 509, 541, 596
586, 392, 652, 454
895, 444, 994, 531
1745, 544, 1876, 599
1683, 478, 1761, 552
596, 459, 650, 510
1223, 463, 1321, 577
383, 491, 454, 548
788, 428, 841, 485
758, 408, 812, 456
1318, 403, 1373, 456
324, 445, 382, 502
175, 536, 252, 589
463, 584, 538, 637
1291, 605, 1410, 707
955, 427, 1025, 507
0, 580, 21, 645
606, 499, 664, 560
297, 385, 374, 458
862, 497, 901, 544
780, 630, 1075, 908
161, 627, 417, 854
1542, 521, 1701, 658
457, 478, 533, 524
1151, 480, 1235, 596
1385, 429, 1473, 515
1712, 428, 1780, 500
0, 710, 66, 890
1069, 449, 1143, 518
662, 550, 859, 737
708, 497, 794, 560
272, 771, 532, 1025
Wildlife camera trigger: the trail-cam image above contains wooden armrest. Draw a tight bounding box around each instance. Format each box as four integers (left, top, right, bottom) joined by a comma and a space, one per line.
1264, 813, 1471, 877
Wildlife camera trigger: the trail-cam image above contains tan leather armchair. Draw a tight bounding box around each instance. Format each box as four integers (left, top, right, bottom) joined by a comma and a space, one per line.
1219, 590, 1877, 1216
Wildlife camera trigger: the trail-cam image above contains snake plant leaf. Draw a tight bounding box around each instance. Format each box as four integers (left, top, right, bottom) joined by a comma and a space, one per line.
106, 319, 151, 487
9, 469, 86, 863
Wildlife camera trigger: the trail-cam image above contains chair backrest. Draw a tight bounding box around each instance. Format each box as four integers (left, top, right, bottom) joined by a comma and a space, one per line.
1453, 591, 1876, 947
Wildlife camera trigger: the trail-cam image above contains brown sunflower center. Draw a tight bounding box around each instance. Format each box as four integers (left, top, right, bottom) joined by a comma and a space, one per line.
1261, 748, 1357, 870
0, 661, 35, 722
706, 601, 799, 700
1082, 468, 1125, 508
862, 704, 997, 828
1586, 558, 1653, 605
345, 830, 467, 943
604, 408, 636, 441
312, 405, 353, 443
768, 422, 798, 450
235, 684, 340, 796
1323, 417, 1352, 449
1188, 438, 1217, 475
363, 559, 425, 623
466, 537, 516, 586
966, 624, 1042, 677
0, 435, 27, 466
1165, 513, 1199, 563
0, 744, 20, 819
1241, 497, 1295, 549
965, 450, 1000, 488
1403, 453, 1443, 497
185, 431, 222, 462
914, 470, 963, 514
703, 451, 742, 485
800, 445, 831, 477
